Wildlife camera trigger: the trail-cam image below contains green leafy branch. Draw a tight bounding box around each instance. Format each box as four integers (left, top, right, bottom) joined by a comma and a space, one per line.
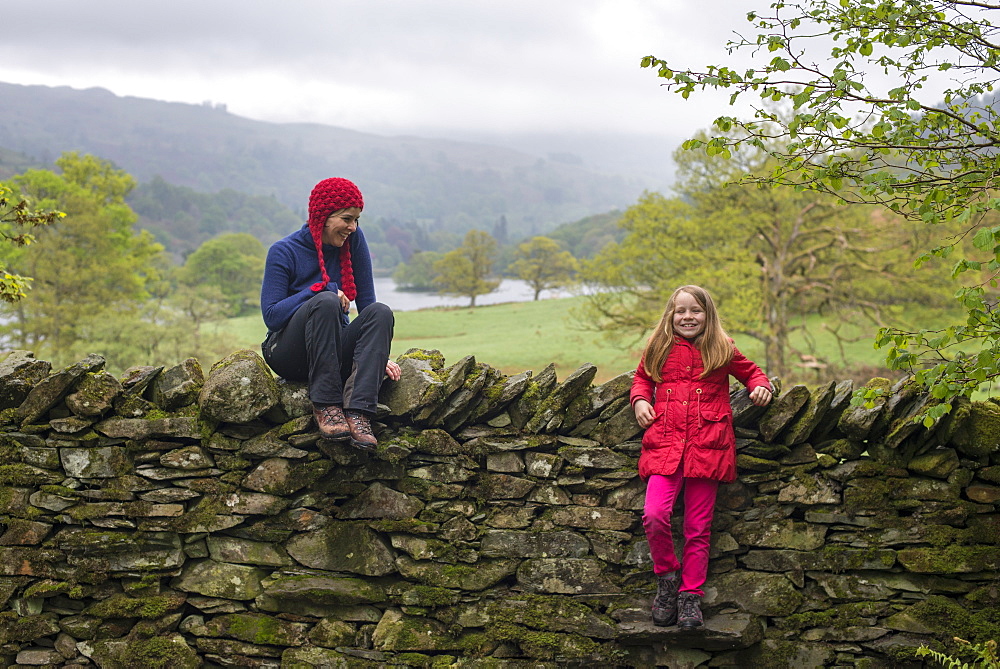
916, 638, 1000, 668
0, 183, 65, 303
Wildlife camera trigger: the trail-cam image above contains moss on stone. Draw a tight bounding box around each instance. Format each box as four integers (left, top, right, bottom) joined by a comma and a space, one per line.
843, 478, 895, 516
520, 381, 543, 405
399, 348, 446, 370
104, 635, 199, 669
483, 381, 506, 404
486, 621, 599, 660
439, 564, 478, 580
0, 611, 60, 644
0, 439, 21, 464
23, 579, 73, 598
486, 593, 597, 631
923, 524, 964, 548
39, 484, 80, 498
65, 503, 113, 522
967, 515, 1000, 545
952, 401, 1000, 457
818, 545, 894, 573
125, 573, 161, 595
215, 453, 252, 471
395, 652, 433, 667
167, 496, 228, 533
462, 364, 487, 390
219, 471, 245, 485
87, 593, 182, 620
226, 614, 288, 645
444, 632, 491, 658
777, 601, 884, 632
0, 463, 54, 486
196, 415, 218, 440
48, 530, 134, 550
906, 595, 1000, 644
900, 544, 1000, 574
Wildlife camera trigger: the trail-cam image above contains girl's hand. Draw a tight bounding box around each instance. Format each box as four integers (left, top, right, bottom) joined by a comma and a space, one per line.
749, 386, 773, 406
337, 289, 350, 313
385, 360, 402, 381
633, 399, 655, 428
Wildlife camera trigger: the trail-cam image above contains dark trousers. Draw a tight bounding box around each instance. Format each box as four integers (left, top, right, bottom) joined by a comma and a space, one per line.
262, 292, 394, 414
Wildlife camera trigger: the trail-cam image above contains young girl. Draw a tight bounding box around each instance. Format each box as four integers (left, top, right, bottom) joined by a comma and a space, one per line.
631, 285, 772, 629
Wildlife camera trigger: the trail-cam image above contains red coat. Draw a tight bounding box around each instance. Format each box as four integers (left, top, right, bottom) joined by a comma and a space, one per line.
630, 338, 770, 483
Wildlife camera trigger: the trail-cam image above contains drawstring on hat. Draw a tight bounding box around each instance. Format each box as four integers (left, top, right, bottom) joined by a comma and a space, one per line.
307, 177, 364, 300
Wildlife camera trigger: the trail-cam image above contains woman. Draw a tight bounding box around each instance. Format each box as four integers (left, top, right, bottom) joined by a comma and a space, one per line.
260, 177, 401, 451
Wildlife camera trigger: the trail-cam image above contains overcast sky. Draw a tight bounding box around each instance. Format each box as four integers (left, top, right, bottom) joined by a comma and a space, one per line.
0, 0, 757, 145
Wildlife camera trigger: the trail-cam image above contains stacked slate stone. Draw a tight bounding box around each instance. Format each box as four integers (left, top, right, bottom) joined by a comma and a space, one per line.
0, 348, 998, 668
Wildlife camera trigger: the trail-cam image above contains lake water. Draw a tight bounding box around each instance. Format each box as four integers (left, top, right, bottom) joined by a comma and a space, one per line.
372, 277, 575, 311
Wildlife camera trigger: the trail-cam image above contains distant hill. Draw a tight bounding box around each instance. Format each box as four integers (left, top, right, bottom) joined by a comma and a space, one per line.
0, 82, 647, 241
0, 147, 40, 180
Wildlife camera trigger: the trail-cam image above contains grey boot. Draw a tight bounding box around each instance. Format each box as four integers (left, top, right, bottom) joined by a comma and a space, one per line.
651, 573, 679, 626
677, 591, 703, 629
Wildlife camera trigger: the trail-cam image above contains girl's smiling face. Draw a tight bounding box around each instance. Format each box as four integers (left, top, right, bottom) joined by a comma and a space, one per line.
672, 290, 706, 339
322, 207, 361, 247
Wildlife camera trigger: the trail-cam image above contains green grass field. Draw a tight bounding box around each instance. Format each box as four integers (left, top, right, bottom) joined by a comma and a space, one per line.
209, 295, 900, 385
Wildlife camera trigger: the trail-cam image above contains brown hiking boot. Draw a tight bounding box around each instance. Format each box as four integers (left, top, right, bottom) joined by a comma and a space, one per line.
345, 410, 377, 452
313, 404, 350, 440
677, 591, 703, 629
651, 573, 679, 626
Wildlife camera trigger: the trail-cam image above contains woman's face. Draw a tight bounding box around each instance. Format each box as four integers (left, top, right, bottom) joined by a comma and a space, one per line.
672, 291, 706, 339
322, 207, 361, 247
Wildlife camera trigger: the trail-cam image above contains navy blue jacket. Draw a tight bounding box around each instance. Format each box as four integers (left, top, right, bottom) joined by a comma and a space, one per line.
260, 225, 375, 332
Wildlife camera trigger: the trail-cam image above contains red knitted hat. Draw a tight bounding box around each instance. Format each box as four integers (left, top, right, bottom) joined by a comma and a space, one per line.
307, 177, 364, 299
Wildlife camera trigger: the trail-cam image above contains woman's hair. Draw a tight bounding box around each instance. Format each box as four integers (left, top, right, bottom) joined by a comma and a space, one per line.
640, 285, 734, 381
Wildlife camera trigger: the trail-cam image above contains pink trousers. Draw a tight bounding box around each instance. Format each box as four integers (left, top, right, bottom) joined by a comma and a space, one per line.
643, 470, 719, 596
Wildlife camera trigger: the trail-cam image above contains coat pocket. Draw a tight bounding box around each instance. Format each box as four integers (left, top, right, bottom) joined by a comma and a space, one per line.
694, 409, 734, 450
640, 411, 666, 449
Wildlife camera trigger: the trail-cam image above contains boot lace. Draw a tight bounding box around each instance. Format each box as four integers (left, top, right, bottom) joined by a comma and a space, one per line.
347, 411, 374, 436
679, 593, 700, 620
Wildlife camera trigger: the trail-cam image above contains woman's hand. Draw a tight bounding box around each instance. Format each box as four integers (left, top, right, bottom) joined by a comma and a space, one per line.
633, 399, 655, 428
749, 386, 773, 406
337, 289, 350, 313
385, 360, 401, 381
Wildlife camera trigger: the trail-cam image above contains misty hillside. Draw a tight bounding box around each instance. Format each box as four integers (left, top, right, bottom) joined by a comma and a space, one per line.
0, 82, 646, 239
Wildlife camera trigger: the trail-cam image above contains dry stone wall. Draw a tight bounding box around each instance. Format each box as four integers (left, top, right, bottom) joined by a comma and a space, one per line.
0, 347, 998, 668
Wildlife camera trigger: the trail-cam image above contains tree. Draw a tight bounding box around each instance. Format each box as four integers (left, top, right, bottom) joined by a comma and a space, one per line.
2, 153, 165, 363
579, 138, 944, 380
545, 210, 626, 259
0, 183, 64, 302
578, 192, 755, 339
642, 0, 1000, 402
493, 215, 509, 246
179, 233, 266, 316
393, 251, 443, 290
508, 236, 579, 300
433, 230, 500, 306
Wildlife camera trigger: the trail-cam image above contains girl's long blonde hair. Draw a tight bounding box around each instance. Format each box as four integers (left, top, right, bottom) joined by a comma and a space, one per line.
641, 285, 734, 382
